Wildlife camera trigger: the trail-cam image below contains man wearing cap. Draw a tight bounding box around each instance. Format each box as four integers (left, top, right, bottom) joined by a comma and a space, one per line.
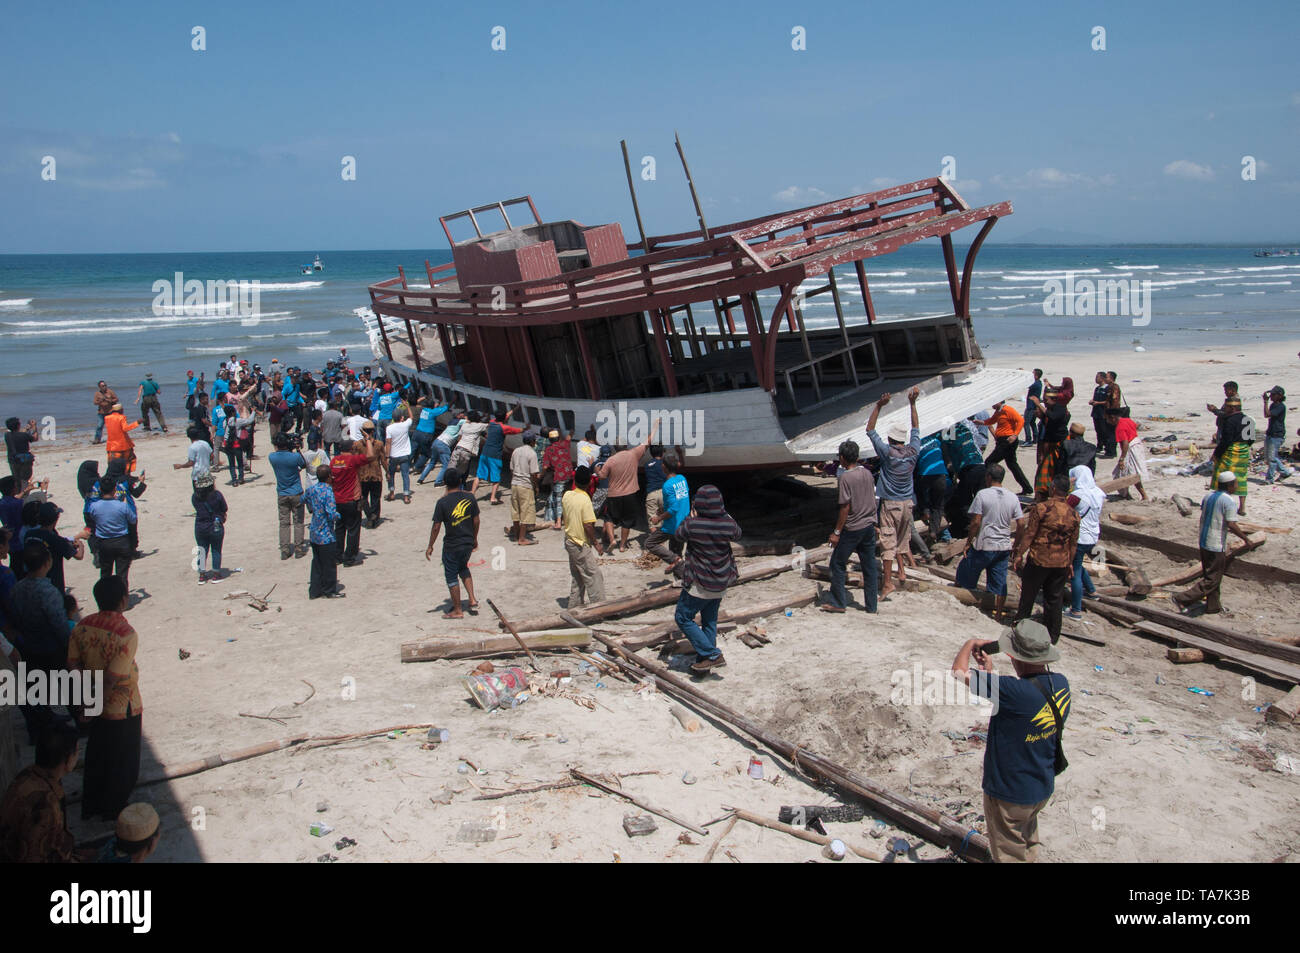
1263, 386, 1293, 483
98, 802, 162, 862
952, 619, 1070, 863
135, 373, 167, 433
974, 401, 1033, 497
1062, 421, 1098, 474
1011, 473, 1080, 644
92, 381, 119, 444
28, 502, 85, 596
864, 386, 921, 599
1171, 472, 1252, 615
103, 403, 138, 474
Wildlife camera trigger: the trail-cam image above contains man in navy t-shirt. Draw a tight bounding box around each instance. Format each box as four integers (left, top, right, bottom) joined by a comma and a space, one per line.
952, 619, 1069, 863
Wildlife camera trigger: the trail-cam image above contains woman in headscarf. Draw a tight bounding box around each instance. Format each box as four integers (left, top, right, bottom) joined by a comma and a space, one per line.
1211, 397, 1250, 516
1112, 415, 1150, 503
1066, 466, 1104, 619
673, 484, 741, 674
1056, 376, 1075, 407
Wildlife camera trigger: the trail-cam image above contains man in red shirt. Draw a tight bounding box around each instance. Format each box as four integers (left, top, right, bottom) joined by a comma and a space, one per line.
330, 439, 376, 565
975, 401, 1034, 497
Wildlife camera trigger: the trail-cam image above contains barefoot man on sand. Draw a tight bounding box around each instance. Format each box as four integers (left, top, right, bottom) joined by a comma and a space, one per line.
865, 386, 920, 598
425, 469, 480, 619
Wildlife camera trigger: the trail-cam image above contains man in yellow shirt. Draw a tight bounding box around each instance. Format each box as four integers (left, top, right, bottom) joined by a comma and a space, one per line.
561, 465, 605, 606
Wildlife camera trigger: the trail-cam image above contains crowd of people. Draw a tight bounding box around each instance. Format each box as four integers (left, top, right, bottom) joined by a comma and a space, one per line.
0, 347, 1296, 865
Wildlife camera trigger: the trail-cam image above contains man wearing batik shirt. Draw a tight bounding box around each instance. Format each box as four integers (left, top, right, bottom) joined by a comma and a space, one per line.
67, 574, 142, 822
304, 466, 343, 599
0, 725, 87, 862
1011, 473, 1080, 645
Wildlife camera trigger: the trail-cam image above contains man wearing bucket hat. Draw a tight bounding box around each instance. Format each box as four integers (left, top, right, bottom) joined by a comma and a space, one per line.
952, 618, 1070, 863
135, 373, 167, 433
1171, 471, 1252, 615
864, 386, 921, 598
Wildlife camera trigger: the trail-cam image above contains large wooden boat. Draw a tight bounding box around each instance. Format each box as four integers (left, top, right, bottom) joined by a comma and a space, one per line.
362, 175, 1030, 470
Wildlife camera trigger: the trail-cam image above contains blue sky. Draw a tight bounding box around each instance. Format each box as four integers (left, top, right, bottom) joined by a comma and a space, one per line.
1, 0, 1297, 252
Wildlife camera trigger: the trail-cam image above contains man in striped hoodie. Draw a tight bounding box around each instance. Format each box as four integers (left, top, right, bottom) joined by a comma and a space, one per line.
673, 484, 741, 674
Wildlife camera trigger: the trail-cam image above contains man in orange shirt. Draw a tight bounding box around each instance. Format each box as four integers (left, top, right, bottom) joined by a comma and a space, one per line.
104, 403, 139, 474
976, 401, 1034, 497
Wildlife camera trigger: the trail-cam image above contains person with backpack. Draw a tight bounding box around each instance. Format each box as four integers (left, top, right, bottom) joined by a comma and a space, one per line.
1011, 473, 1080, 645
952, 619, 1070, 863
191, 473, 228, 584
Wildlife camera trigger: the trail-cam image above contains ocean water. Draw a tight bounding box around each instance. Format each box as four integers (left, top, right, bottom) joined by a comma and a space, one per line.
2, 244, 1297, 436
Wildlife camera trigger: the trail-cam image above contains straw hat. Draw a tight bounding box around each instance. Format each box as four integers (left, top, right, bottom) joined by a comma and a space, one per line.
111, 403, 123, 412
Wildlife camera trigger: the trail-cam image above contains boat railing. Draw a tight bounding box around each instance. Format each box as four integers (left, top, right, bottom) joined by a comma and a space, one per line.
367, 233, 800, 326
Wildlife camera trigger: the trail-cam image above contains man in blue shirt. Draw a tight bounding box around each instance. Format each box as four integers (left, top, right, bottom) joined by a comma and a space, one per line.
303, 466, 343, 599
282, 370, 304, 436
369, 382, 399, 440
86, 483, 137, 590
268, 434, 309, 560
914, 431, 950, 542
865, 387, 921, 598
952, 619, 1069, 863
410, 398, 451, 478
646, 451, 689, 574
1171, 472, 1252, 614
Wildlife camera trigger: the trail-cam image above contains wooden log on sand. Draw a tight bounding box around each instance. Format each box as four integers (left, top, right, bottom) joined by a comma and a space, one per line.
508, 547, 832, 633
1108, 512, 1152, 526
1167, 647, 1209, 664
1172, 495, 1195, 518
137, 723, 434, 786
1101, 544, 1152, 596
1101, 524, 1297, 586
1266, 687, 1300, 724
400, 629, 592, 663
1134, 621, 1300, 684
724, 807, 883, 862
1148, 534, 1267, 589
670, 705, 702, 733
1098, 474, 1141, 494
1096, 595, 1300, 665
591, 633, 992, 861
618, 588, 817, 651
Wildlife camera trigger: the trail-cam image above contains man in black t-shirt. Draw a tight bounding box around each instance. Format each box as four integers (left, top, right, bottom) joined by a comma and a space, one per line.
27, 503, 85, 595
425, 469, 480, 619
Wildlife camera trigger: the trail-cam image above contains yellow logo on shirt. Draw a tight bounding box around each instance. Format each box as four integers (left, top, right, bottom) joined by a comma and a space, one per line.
1027, 687, 1071, 737
450, 498, 472, 524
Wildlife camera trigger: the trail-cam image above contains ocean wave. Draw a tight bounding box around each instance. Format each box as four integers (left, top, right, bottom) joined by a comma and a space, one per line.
254, 281, 326, 291
994, 295, 1028, 300
1237, 265, 1296, 272
884, 288, 917, 294
1244, 291, 1266, 295
296, 342, 369, 352
1237, 280, 1292, 286
1005, 269, 1101, 277
1, 311, 295, 330
1118, 265, 1160, 270
1194, 293, 1224, 297
0, 298, 33, 308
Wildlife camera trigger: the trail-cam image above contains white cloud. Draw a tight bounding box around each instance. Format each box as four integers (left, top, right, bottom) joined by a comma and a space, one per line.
1163, 159, 1214, 181
991, 168, 1115, 189
774, 185, 829, 203
1292, 91, 1300, 107
166, 132, 181, 144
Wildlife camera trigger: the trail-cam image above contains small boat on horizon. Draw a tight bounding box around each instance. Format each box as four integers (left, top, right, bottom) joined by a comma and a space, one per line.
1253, 248, 1299, 257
